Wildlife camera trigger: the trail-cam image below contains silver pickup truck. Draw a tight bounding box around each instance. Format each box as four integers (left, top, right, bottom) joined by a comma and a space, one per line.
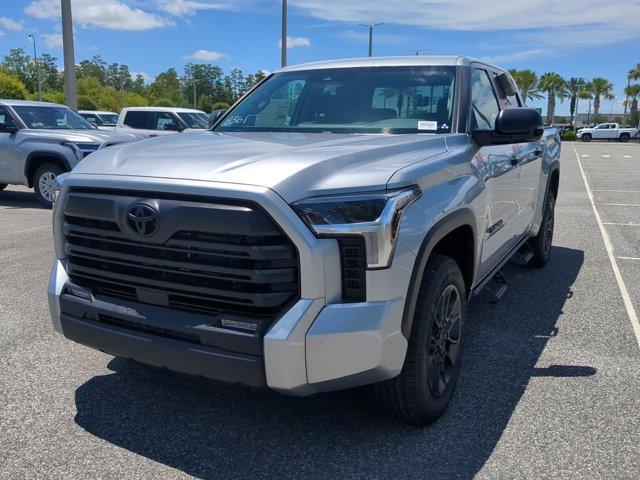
48, 56, 560, 424
0, 100, 137, 206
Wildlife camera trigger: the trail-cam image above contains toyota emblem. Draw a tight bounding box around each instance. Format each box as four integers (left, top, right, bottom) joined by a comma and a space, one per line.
125, 203, 158, 237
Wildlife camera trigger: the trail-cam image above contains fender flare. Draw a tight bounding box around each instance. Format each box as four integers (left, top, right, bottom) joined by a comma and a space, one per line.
401, 208, 477, 339
24, 151, 72, 186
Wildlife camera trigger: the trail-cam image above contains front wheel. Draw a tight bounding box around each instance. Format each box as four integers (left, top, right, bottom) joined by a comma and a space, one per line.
528, 190, 556, 267
374, 255, 467, 425
33, 163, 63, 208
619, 133, 630, 143
0, 184, 7, 191
581, 134, 591, 142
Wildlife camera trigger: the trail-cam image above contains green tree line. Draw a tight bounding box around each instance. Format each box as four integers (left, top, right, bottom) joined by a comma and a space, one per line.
0, 48, 267, 113
509, 64, 640, 127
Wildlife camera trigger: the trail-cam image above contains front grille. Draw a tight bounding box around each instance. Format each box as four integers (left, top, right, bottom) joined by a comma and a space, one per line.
63, 189, 299, 318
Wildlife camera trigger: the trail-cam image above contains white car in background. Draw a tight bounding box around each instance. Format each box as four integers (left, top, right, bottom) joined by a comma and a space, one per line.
577, 122, 638, 142
115, 107, 210, 137
78, 110, 119, 131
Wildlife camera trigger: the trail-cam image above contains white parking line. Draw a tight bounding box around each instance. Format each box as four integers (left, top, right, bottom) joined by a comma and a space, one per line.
597, 203, 640, 207
619, 257, 640, 261
582, 154, 589, 157
592, 190, 640, 193
573, 144, 640, 348
624, 155, 632, 158
602, 155, 611, 158
603, 222, 640, 227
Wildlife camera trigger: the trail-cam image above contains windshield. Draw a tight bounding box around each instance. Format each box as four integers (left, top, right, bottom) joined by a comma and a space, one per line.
215, 66, 456, 134
178, 112, 209, 129
99, 113, 119, 125
13, 106, 96, 130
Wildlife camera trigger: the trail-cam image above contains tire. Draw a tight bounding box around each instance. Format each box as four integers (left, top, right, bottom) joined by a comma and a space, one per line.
0, 184, 7, 191
619, 133, 630, 143
374, 255, 467, 425
528, 190, 556, 268
33, 163, 63, 208
581, 134, 591, 142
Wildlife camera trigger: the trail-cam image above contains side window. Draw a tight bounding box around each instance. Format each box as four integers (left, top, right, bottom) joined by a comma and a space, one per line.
154, 112, 177, 130
0, 106, 18, 128
493, 73, 521, 107
124, 111, 152, 129
470, 69, 500, 130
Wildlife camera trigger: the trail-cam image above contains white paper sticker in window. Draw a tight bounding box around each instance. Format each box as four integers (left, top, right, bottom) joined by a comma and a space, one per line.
418, 120, 438, 131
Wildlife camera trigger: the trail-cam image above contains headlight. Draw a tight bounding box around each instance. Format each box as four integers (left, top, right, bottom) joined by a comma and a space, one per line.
292, 187, 421, 269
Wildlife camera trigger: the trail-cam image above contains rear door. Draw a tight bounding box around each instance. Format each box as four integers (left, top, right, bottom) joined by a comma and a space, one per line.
469, 68, 521, 280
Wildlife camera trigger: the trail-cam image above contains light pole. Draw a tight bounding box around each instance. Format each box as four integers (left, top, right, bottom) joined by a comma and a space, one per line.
609, 97, 616, 121
281, 0, 287, 68
359, 23, 384, 57
192, 72, 197, 109
61, 0, 78, 110
28, 34, 42, 101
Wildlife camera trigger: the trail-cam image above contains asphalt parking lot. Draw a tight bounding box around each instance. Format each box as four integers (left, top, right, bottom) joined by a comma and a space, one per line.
1, 141, 640, 479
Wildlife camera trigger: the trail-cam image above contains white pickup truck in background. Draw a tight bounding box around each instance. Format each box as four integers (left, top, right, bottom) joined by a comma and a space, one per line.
577, 123, 638, 142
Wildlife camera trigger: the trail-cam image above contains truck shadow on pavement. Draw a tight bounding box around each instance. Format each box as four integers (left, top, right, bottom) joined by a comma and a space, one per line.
0, 189, 42, 209
74, 246, 588, 480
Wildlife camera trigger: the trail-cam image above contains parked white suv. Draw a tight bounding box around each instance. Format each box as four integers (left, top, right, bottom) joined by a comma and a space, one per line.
577, 123, 638, 142
115, 107, 210, 137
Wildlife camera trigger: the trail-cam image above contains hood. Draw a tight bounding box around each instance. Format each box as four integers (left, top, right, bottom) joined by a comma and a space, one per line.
72, 131, 448, 202
18, 128, 138, 144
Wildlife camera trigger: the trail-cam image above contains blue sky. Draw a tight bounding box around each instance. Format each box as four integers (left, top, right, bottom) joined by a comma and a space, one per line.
1, 0, 639, 115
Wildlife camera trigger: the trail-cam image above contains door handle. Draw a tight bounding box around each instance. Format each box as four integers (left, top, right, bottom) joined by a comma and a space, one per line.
534, 148, 542, 156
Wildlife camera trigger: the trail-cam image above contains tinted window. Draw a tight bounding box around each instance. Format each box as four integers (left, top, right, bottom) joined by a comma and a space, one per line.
100, 113, 118, 125
178, 112, 209, 129
0, 106, 18, 128
470, 69, 500, 130
81, 113, 102, 125
493, 74, 521, 107
216, 66, 456, 134
12, 105, 95, 130
124, 111, 153, 129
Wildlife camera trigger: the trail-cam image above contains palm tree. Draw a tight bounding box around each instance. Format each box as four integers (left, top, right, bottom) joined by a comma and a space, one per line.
625, 63, 640, 114
625, 84, 640, 115
566, 77, 587, 126
508, 69, 542, 105
579, 83, 594, 126
590, 77, 614, 115
538, 72, 567, 124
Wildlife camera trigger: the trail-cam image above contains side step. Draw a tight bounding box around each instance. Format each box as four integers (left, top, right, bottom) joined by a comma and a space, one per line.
487, 271, 508, 304
513, 242, 534, 266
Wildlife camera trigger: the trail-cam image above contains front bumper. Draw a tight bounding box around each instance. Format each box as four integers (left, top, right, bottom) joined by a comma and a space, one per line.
48, 175, 413, 395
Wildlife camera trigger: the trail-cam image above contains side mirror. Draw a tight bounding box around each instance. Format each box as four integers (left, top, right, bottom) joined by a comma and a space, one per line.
209, 109, 227, 127
164, 122, 184, 132
472, 108, 543, 146
0, 122, 20, 134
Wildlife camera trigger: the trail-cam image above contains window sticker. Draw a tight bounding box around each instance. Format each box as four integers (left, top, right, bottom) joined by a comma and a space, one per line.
418, 120, 438, 131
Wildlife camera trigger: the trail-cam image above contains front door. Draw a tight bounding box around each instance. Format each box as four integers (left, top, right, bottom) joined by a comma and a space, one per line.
469, 68, 522, 280
0, 106, 21, 182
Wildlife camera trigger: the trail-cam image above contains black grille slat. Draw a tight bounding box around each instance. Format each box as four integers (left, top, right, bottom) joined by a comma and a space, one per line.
338, 237, 366, 302
63, 189, 300, 317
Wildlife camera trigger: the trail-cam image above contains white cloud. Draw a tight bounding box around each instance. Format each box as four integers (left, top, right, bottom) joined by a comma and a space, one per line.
156, 0, 241, 16
182, 49, 229, 61
278, 36, 311, 49
42, 33, 63, 49
0, 17, 24, 31
25, 0, 170, 31
132, 71, 151, 84
290, 0, 640, 53
338, 30, 407, 45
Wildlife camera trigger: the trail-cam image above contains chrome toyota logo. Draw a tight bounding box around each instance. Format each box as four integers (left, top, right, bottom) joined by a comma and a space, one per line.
125, 203, 158, 237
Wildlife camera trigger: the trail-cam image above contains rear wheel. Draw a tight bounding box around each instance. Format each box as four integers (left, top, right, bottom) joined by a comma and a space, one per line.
619, 133, 630, 143
374, 255, 467, 425
0, 184, 7, 191
581, 133, 591, 142
33, 163, 63, 208
528, 190, 556, 267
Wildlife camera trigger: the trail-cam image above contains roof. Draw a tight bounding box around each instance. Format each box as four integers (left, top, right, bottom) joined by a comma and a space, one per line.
0, 99, 67, 108
279, 55, 502, 73
121, 106, 206, 114
78, 110, 119, 115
